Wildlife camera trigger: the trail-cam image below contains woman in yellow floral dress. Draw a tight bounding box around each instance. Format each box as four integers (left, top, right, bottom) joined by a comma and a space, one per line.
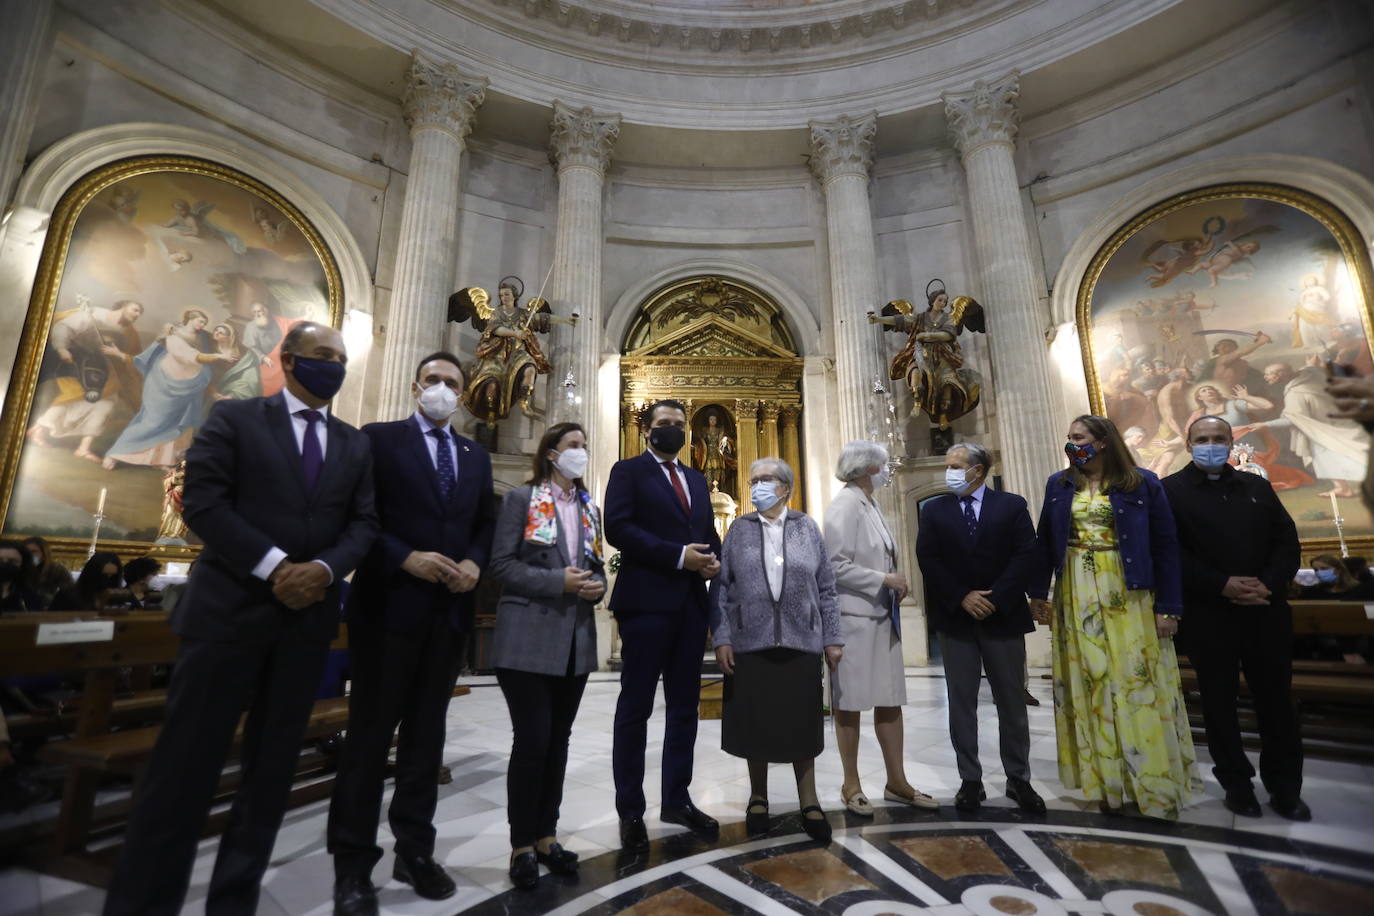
1029, 414, 1200, 819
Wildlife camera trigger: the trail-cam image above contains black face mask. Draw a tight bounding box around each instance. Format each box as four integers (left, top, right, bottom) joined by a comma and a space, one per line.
104, 574, 123, 590
648, 425, 686, 455
0, 564, 20, 583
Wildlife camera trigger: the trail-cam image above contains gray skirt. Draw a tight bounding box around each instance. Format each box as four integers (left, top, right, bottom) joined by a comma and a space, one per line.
721, 647, 824, 762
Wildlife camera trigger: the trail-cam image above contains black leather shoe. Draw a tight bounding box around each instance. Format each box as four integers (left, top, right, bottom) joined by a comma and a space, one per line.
393, 853, 456, 900
1270, 794, 1312, 821
619, 816, 649, 851
509, 851, 539, 890
954, 780, 986, 811
536, 842, 579, 875
745, 797, 770, 835
1023, 689, 1040, 707
333, 874, 378, 916
1007, 777, 1047, 815
661, 801, 719, 833
800, 806, 832, 844
1224, 787, 1262, 818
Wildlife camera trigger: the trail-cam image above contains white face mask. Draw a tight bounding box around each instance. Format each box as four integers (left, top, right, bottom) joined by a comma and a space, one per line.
945, 467, 972, 494
871, 465, 891, 489
416, 381, 459, 421
553, 446, 589, 480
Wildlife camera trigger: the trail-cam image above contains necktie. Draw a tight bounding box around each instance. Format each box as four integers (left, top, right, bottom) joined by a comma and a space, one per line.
299, 409, 323, 491
430, 427, 456, 502
962, 495, 978, 538
662, 461, 690, 514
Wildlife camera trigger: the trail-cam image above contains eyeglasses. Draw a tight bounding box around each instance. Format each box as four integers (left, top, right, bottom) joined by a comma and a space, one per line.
748, 475, 781, 486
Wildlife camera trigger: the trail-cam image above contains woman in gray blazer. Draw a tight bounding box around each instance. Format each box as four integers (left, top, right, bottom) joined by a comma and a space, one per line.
824, 440, 938, 816
489, 422, 606, 890
712, 457, 843, 843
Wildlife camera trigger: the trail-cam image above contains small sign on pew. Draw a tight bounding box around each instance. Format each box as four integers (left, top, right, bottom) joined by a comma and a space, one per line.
1365, 604, 1374, 620
35, 620, 116, 645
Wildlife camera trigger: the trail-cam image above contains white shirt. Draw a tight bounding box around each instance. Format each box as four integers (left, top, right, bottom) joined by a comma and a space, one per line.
646, 448, 693, 570
759, 511, 786, 602
252, 389, 334, 583
960, 483, 988, 521
412, 411, 459, 479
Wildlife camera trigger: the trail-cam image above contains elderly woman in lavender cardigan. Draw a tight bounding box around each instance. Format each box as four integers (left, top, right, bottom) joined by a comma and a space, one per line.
711, 457, 843, 843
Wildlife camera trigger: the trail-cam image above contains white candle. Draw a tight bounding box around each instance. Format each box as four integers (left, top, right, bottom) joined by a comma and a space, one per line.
96, 487, 107, 516
1330, 490, 1340, 521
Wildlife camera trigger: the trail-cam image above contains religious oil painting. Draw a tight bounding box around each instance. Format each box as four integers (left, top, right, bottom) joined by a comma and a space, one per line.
1078, 183, 1374, 549
0, 156, 342, 556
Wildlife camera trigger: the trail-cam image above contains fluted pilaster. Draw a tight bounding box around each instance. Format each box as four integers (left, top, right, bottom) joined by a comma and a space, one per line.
548, 102, 620, 489
779, 406, 804, 509
0, 0, 54, 210
377, 55, 487, 418
809, 113, 886, 445
734, 399, 760, 501
944, 74, 1059, 510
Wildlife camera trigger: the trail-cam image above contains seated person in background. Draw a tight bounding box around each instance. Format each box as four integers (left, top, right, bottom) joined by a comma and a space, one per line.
121, 557, 162, 609
1343, 556, 1373, 583
22, 536, 71, 608
0, 541, 44, 612
50, 552, 123, 611
1301, 554, 1374, 601
159, 559, 194, 611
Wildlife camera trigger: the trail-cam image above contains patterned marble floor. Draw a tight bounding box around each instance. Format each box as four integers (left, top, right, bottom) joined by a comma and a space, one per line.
3, 668, 1373, 915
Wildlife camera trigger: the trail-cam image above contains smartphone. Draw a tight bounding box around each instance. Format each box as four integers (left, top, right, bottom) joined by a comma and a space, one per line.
1327, 360, 1356, 379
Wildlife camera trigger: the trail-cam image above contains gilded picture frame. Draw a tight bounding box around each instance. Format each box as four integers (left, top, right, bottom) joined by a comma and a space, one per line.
1077, 182, 1374, 553
0, 155, 343, 561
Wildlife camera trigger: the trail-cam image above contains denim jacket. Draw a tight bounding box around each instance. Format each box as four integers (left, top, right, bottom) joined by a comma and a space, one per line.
1028, 468, 1183, 615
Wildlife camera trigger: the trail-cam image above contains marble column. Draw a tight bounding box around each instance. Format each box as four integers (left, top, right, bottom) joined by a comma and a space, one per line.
377, 55, 487, 419
0, 0, 54, 211
944, 74, 1059, 509
548, 102, 621, 482
734, 399, 759, 501
808, 113, 887, 445
780, 405, 804, 509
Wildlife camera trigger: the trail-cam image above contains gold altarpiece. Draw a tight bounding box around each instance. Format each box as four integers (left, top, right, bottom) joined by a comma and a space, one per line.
619, 278, 805, 529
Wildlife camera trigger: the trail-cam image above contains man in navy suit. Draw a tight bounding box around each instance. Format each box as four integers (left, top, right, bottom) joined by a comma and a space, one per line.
604, 398, 723, 850
327, 352, 496, 915
915, 442, 1045, 814
104, 322, 378, 916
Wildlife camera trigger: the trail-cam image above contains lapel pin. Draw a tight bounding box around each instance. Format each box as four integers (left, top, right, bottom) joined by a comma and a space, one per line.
462, 445, 470, 452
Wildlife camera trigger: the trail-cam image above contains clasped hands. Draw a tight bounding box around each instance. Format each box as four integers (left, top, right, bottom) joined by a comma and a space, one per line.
562, 566, 606, 601
1223, 575, 1270, 606
684, 543, 720, 580
962, 589, 995, 620
269, 560, 331, 609
401, 551, 481, 593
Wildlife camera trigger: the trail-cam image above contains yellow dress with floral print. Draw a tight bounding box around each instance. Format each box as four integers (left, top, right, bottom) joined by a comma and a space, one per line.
1051, 487, 1201, 819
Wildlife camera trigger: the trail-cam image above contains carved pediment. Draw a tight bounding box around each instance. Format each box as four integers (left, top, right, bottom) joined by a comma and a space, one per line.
624, 275, 797, 356
634, 319, 792, 359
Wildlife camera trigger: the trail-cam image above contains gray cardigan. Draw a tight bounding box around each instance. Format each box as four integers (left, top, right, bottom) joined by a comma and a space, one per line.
709, 510, 842, 655
488, 484, 603, 677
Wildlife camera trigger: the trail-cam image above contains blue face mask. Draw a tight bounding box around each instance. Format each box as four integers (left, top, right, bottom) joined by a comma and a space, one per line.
945, 467, 972, 495
288, 355, 346, 401
1316, 568, 1339, 584
750, 481, 781, 512
1191, 443, 1231, 471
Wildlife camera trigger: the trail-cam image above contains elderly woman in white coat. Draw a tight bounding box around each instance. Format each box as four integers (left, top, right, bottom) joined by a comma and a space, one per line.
824, 440, 938, 814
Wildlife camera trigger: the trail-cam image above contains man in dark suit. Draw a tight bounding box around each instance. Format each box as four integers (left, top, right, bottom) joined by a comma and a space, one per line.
604, 398, 722, 850
103, 322, 378, 916
1163, 415, 1307, 821
915, 442, 1045, 814
327, 352, 496, 915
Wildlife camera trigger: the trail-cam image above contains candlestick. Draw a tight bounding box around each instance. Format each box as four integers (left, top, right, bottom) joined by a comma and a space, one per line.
96, 487, 107, 516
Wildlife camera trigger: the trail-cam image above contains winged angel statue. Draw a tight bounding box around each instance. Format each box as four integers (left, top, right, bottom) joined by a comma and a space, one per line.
869, 279, 986, 429
448, 276, 576, 422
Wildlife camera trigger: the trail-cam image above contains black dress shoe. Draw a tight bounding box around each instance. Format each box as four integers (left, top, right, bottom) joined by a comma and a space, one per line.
393, 853, 456, 900
1270, 794, 1312, 821
800, 805, 832, 844
1007, 777, 1047, 814
1023, 689, 1041, 707
1224, 787, 1262, 818
536, 842, 579, 875
333, 874, 378, 916
620, 816, 649, 851
661, 801, 719, 833
954, 780, 986, 811
745, 797, 770, 835
509, 851, 539, 890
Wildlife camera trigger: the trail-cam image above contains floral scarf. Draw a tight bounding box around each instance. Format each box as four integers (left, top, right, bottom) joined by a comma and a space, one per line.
523, 481, 604, 566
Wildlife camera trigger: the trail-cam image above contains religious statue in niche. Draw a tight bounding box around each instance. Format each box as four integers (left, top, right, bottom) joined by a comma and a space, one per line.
154, 457, 189, 545
448, 275, 577, 429
692, 407, 737, 497
870, 279, 986, 430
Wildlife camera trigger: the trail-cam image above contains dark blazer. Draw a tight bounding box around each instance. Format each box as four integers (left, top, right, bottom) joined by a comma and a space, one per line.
604, 451, 722, 615
345, 416, 497, 635
1029, 468, 1183, 615
174, 393, 378, 645
489, 484, 604, 676
916, 488, 1037, 637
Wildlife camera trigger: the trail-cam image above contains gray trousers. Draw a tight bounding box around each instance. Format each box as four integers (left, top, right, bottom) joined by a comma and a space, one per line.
940, 628, 1031, 783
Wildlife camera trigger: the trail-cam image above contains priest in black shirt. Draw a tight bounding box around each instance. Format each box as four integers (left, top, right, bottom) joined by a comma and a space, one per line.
1162, 415, 1308, 821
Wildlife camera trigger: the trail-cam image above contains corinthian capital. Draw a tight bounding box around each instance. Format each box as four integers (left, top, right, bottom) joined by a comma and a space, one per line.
943, 72, 1021, 158
807, 113, 877, 184
402, 54, 488, 142
549, 102, 622, 174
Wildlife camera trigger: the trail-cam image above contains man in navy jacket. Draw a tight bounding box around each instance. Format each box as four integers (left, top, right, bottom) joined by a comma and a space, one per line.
916, 442, 1045, 814
604, 398, 723, 850
327, 352, 496, 915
